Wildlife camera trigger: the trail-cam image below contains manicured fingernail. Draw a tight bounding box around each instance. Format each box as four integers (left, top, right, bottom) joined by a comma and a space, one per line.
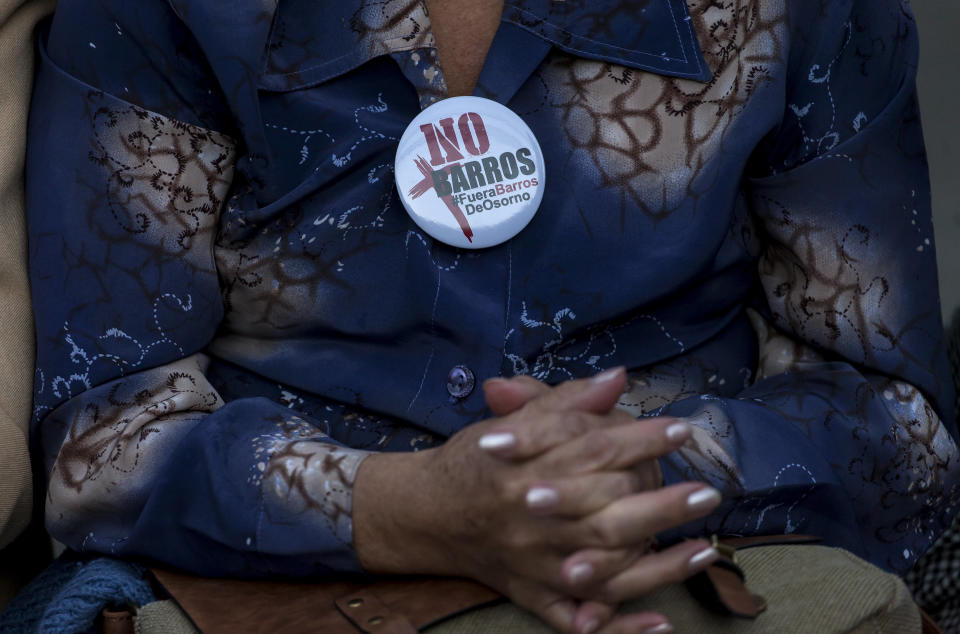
525, 487, 559, 510
644, 624, 673, 634
592, 367, 623, 383
689, 547, 719, 572
582, 618, 600, 634
568, 562, 594, 585
478, 433, 516, 451
686, 487, 722, 513
665, 421, 692, 443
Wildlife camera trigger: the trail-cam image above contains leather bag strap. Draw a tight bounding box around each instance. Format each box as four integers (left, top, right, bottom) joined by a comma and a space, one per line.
721, 534, 821, 550
685, 555, 766, 619
335, 588, 417, 634
920, 607, 946, 634
683, 535, 821, 619
148, 568, 500, 633
100, 608, 135, 634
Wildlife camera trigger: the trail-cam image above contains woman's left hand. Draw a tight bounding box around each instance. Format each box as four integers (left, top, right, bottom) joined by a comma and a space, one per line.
482, 372, 690, 634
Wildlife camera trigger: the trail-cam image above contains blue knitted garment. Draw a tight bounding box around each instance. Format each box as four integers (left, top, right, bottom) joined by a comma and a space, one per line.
0, 555, 155, 633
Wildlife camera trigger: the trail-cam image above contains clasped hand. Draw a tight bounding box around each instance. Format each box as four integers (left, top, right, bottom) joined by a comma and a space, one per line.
354, 368, 721, 634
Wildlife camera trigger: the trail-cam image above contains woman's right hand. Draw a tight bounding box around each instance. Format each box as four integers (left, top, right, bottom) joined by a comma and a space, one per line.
353, 368, 722, 634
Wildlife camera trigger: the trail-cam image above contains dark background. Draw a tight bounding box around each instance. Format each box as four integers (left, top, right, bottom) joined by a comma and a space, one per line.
914, 1, 959, 322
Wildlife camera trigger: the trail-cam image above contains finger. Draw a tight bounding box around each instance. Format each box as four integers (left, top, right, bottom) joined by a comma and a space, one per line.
598, 613, 674, 634
598, 539, 719, 604
486, 368, 627, 419
524, 471, 641, 517
558, 483, 722, 550
539, 417, 693, 475
634, 459, 662, 492
561, 548, 643, 592
478, 371, 633, 459
478, 409, 614, 458
529, 367, 627, 415
536, 597, 579, 634
572, 600, 616, 634
511, 585, 578, 633
483, 375, 550, 416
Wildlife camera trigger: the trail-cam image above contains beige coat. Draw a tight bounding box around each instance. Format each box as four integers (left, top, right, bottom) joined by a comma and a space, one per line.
0, 0, 56, 550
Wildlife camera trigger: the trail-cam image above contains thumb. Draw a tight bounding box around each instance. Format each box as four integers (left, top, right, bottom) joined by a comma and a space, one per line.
529, 367, 627, 416
477, 367, 630, 460
483, 375, 551, 416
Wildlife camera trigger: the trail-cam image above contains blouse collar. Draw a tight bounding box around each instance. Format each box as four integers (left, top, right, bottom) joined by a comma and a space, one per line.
254, 0, 711, 92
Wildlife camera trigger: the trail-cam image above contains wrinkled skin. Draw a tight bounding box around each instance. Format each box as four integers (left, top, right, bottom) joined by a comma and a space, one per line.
354, 368, 721, 633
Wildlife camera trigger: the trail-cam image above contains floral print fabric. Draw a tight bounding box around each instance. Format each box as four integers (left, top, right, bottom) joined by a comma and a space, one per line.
26, 0, 959, 577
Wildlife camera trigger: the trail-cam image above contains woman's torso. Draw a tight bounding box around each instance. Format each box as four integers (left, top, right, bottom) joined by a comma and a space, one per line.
41, 0, 791, 440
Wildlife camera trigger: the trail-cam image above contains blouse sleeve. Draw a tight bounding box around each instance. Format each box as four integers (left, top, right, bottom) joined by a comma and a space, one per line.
656, 0, 959, 574
27, 0, 370, 577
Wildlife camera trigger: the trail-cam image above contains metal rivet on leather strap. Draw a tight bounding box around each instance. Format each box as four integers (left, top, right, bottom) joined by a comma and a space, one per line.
347, 598, 364, 608
712, 534, 738, 564
752, 594, 768, 613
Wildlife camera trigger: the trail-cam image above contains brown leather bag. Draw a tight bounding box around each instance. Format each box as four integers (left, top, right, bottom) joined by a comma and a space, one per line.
137, 537, 776, 633
99, 535, 943, 634
148, 569, 502, 634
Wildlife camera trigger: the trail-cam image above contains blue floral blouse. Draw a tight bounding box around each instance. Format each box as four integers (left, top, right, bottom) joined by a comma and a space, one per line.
26, 0, 960, 578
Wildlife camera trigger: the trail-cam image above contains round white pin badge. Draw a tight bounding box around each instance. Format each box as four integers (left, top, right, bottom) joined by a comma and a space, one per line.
395, 96, 546, 249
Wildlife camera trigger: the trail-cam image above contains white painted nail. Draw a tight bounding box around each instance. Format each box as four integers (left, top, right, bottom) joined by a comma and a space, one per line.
665, 421, 692, 442
643, 624, 674, 634
689, 547, 719, 572
592, 367, 622, 383
478, 433, 516, 451
568, 562, 594, 585
526, 487, 559, 509
582, 617, 600, 634
686, 487, 722, 513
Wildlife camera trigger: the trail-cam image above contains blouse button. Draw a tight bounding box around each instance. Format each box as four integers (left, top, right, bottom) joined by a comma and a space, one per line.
446, 365, 475, 399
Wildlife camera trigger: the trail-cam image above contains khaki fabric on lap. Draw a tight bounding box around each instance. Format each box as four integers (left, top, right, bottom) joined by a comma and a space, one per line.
0, 0, 56, 551
426, 546, 920, 634
135, 545, 920, 633
134, 601, 198, 634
